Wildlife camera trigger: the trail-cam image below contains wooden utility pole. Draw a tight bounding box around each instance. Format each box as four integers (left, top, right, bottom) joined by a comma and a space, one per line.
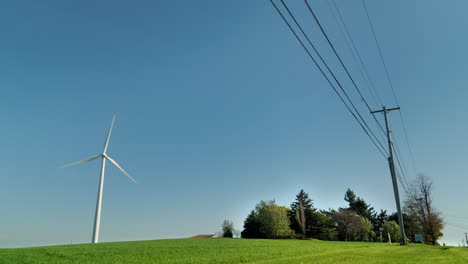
371, 106, 406, 245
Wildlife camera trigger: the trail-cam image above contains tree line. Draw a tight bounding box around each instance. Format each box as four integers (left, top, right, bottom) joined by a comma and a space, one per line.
234, 174, 443, 245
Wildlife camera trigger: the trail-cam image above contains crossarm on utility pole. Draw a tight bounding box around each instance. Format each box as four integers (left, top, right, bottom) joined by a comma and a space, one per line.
370, 107, 400, 114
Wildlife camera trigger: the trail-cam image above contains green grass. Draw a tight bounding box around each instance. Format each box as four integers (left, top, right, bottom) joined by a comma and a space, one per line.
1, 238, 467, 264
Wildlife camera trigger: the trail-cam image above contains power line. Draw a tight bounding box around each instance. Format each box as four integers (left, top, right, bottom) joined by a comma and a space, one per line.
325, 0, 415, 189
327, 0, 417, 180
446, 219, 468, 227
398, 113, 418, 173
444, 214, 468, 221
269, 0, 388, 158
327, 0, 384, 108
393, 147, 409, 193
446, 223, 468, 230
393, 143, 410, 191
303, 0, 387, 141
279, 0, 389, 156
389, 120, 411, 190
273, 0, 388, 157
325, 0, 381, 109
394, 162, 410, 194
394, 167, 409, 195
360, 0, 398, 104
388, 120, 410, 194
272, 3, 412, 241
392, 158, 408, 193
361, 0, 418, 173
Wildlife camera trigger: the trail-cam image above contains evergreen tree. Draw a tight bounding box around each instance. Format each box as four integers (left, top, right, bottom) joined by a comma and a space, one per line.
310, 211, 338, 240
344, 188, 376, 222
344, 188, 357, 205
289, 190, 315, 238
374, 209, 388, 240
241, 210, 264, 238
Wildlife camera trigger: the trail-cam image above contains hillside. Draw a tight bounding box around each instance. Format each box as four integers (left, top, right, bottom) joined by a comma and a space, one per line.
1, 238, 467, 264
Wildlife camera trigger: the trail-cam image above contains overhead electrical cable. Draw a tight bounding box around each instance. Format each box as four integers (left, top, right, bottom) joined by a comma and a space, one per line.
392, 141, 410, 186
444, 214, 468, 221
328, 0, 415, 182
321, 0, 413, 190
269, 0, 388, 158
277, 0, 388, 156
394, 154, 410, 194
360, 0, 398, 104
389, 122, 411, 190
445, 223, 468, 230
313, 0, 411, 199
361, 0, 418, 173
394, 168, 409, 195
325, 0, 381, 109
327, 0, 384, 108
303, 0, 387, 140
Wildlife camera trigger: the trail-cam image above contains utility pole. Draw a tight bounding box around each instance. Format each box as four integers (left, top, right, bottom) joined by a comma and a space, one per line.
465, 233, 468, 247
371, 106, 406, 245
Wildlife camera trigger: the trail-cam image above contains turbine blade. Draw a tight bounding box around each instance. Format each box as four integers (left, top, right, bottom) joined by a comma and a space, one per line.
103, 115, 116, 153
105, 155, 137, 184
60, 154, 101, 168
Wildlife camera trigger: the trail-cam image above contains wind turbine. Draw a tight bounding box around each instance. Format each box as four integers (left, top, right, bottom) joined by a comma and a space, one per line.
61, 115, 137, 243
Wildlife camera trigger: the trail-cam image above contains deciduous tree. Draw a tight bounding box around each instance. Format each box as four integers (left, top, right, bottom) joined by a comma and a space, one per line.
331, 208, 361, 241
355, 216, 375, 242
405, 174, 444, 245
222, 220, 234, 238
383, 221, 401, 243
256, 200, 291, 239
241, 201, 291, 239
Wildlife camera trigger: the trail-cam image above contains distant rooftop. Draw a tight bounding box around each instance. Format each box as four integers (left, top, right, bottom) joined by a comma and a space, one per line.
190, 234, 216, 238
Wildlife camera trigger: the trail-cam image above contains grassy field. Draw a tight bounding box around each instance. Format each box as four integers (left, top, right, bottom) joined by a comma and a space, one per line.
1, 238, 467, 264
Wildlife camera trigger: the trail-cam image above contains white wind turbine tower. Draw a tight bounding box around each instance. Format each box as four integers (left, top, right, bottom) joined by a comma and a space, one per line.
61, 115, 137, 243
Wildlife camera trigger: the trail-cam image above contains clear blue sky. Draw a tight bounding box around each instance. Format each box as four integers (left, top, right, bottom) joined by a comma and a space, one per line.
1, 0, 467, 247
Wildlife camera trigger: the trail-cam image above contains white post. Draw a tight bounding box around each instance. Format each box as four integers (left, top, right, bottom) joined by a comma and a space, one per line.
92, 156, 106, 243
